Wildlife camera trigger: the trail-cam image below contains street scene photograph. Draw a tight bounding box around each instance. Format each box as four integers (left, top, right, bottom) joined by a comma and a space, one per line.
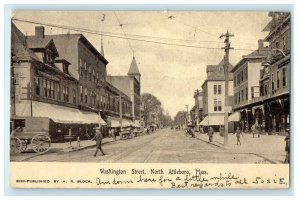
10, 10, 291, 164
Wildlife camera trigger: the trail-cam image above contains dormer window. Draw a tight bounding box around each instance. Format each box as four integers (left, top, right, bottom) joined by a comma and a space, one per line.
44, 52, 54, 64
63, 63, 69, 74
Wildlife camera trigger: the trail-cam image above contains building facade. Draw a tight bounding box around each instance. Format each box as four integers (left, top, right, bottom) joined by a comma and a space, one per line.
231, 40, 268, 131
231, 12, 290, 134
201, 59, 234, 131
11, 23, 105, 141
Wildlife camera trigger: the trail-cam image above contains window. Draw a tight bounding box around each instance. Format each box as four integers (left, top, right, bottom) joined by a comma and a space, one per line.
57, 83, 61, 100
73, 88, 76, 104
80, 85, 83, 102
218, 85, 221, 94
214, 100, 222, 111
51, 81, 55, 99
234, 93, 237, 104
245, 87, 248, 100
271, 74, 274, 93
234, 76, 236, 87
277, 70, 280, 89
35, 77, 40, 95
251, 87, 254, 98
241, 71, 244, 82
65, 86, 69, 102
282, 36, 287, 51
241, 90, 244, 102
214, 85, 221, 94
244, 68, 248, 80
48, 81, 51, 98
93, 69, 95, 82
214, 85, 217, 94
44, 79, 48, 97
282, 68, 286, 87
89, 67, 92, 81
63, 64, 68, 74
84, 88, 88, 103
238, 91, 240, 103
264, 84, 268, 95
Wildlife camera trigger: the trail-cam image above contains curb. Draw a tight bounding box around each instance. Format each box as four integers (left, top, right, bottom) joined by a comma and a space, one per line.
62, 139, 116, 152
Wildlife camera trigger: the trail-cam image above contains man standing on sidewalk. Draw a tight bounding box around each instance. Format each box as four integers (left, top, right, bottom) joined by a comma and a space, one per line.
92, 126, 105, 157
208, 126, 214, 143
234, 126, 243, 145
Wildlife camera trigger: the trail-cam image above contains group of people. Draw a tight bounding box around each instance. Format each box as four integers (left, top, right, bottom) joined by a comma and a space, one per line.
205, 123, 260, 146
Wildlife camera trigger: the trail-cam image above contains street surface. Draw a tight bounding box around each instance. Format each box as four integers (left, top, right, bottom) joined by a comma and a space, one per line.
11, 128, 286, 163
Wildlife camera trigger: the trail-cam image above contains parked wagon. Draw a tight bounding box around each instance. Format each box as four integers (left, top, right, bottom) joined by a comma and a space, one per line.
10, 131, 51, 154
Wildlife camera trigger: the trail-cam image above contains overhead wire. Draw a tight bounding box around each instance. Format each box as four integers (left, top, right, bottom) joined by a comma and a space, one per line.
12, 17, 263, 52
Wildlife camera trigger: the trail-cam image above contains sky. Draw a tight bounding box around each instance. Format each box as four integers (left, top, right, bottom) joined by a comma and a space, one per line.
12, 11, 271, 118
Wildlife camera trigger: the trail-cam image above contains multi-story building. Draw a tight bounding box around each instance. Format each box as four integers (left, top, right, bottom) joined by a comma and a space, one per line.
254, 12, 290, 133
200, 59, 234, 132
106, 56, 141, 126
28, 27, 109, 114
27, 26, 137, 129
104, 81, 133, 132
10, 23, 105, 141
231, 40, 268, 131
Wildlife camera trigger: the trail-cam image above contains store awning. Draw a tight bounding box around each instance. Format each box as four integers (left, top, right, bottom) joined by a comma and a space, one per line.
133, 120, 141, 128
107, 117, 121, 128
199, 115, 225, 126
122, 120, 133, 127
228, 112, 241, 122
32, 101, 106, 124
199, 116, 209, 126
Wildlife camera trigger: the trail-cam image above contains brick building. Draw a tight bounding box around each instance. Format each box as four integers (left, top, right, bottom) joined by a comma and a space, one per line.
10, 23, 106, 141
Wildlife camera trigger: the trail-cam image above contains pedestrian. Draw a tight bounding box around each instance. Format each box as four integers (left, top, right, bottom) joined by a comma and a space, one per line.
284, 129, 290, 163
208, 126, 214, 143
234, 126, 243, 145
219, 125, 225, 137
251, 124, 256, 138
92, 126, 105, 157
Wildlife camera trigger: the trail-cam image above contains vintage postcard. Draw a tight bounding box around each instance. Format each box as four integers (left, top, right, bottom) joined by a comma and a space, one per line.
9, 10, 291, 189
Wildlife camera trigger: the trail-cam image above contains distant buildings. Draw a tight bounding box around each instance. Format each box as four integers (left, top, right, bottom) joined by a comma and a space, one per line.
106, 56, 142, 127
190, 89, 203, 130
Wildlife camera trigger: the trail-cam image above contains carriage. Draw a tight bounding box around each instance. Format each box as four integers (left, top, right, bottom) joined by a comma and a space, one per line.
10, 117, 52, 154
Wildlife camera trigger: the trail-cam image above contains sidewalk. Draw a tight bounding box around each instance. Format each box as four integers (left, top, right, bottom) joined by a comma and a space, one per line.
51, 133, 146, 152
51, 137, 114, 152
195, 132, 286, 163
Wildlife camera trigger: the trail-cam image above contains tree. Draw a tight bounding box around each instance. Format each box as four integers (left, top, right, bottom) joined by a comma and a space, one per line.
174, 111, 188, 128
141, 93, 162, 126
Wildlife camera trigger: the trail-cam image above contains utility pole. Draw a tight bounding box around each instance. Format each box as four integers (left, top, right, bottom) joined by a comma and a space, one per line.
219, 30, 234, 146
119, 95, 123, 129
186, 104, 189, 125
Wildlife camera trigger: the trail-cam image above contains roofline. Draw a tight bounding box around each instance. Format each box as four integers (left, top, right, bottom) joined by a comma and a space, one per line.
264, 15, 290, 42
78, 35, 109, 65
231, 55, 266, 72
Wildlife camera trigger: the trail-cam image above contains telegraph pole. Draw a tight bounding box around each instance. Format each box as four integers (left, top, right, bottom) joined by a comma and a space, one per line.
219, 30, 234, 146
119, 95, 123, 129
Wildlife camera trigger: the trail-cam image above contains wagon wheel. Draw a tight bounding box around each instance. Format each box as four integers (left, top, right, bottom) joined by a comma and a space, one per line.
10, 137, 22, 155
31, 134, 51, 153
19, 140, 28, 153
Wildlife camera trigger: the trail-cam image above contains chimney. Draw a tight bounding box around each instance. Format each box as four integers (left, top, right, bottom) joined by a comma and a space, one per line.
258, 39, 264, 50
35, 26, 45, 38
